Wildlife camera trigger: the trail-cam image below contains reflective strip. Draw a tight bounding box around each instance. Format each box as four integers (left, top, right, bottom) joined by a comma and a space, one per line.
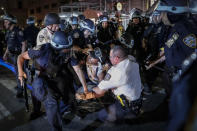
156, 5, 189, 13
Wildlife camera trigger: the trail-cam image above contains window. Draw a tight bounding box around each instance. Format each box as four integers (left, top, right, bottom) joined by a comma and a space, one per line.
18, 1, 23, 9
36, 7, 41, 13
44, 5, 49, 9
30, 9, 34, 14
51, 3, 57, 8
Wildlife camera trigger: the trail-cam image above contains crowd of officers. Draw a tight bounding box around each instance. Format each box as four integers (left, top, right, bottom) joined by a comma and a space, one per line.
0, 0, 197, 131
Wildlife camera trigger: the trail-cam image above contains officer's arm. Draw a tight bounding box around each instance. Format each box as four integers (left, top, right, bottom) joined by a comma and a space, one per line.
75, 87, 105, 100
17, 51, 31, 84
73, 65, 88, 93
21, 41, 27, 53
3, 47, 9, 61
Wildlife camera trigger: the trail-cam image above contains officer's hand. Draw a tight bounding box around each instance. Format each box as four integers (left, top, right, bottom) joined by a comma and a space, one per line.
84, 88, 89, 94
18, 73, 27, 86
145, 64, 152, 70
3, 54, 8, 61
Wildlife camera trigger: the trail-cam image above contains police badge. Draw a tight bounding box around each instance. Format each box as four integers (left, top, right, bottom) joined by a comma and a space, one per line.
104, 73, 111, 81
183, 34, 197, 48
39, 35, 44, 42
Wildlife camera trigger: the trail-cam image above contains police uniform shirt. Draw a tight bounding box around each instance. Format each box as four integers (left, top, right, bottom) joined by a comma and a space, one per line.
28, 43, 78, 69
164, 21, 196, 68
6, 26, 25, 53
35, 27, 53, 50
98, 56, 142, 101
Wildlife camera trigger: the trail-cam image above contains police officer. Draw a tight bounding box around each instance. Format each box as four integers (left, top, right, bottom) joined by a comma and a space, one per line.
35, 13, 60, 50
24, 17, 40, 49
155, 0, 197, 80
76, 45, 142, 122
126, 9, 144, 63
18, 31, 81, 131
97, 15, 118, 44
2, 14, 26, 98
79, 18, 96, 50
70, 16, 78, 30
168, 52, 197, 131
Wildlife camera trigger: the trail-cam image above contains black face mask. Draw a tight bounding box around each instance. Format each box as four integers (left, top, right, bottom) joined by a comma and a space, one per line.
167, 12, 186, 24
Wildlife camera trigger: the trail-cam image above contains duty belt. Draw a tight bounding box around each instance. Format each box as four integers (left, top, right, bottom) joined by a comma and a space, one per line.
116, 94, 142, 115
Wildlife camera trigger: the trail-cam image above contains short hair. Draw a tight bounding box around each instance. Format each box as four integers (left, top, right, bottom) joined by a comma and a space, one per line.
111, 45, 128, 58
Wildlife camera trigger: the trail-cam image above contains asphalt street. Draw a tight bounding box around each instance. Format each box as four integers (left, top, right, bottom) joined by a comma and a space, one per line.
0, 65, 168, 131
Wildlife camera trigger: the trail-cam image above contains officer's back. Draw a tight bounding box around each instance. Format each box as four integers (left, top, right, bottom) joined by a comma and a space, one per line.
24, 17, 39, 49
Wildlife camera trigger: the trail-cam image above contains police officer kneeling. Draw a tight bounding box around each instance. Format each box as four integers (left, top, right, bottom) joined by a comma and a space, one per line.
76, 45, 142, 122
17, 31, 74, 131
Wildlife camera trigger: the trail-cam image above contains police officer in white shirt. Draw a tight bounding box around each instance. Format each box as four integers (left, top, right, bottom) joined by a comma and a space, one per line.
76, 45, 142, 122
35, 13, 60, 50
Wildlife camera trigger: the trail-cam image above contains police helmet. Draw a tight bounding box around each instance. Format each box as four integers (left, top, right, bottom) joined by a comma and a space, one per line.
89, 47, 106, 63
79, 19, 95, 33
78, 14, 85, 21
3, 14, 17, 24
71, 16, 78, 25
44, 13, 60, 26
130, 8, 142, 19
26, 17, 35, 25
51, 31, 72, 49
156, 0, 190, 14
99, 15, 108, 23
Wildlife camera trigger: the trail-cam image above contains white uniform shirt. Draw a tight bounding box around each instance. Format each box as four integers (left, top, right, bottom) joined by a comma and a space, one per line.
98, 56, 142, 101
34, 27, 52, 50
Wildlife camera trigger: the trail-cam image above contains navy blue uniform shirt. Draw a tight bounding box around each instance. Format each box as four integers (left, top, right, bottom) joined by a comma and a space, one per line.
5, 26, 25, 54
28, 43, 78, 70
164, 21, 196, 68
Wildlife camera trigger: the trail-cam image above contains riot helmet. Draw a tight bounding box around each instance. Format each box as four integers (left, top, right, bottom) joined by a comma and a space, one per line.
51, 31, 72, 50
3, 14, 17, 24
99, 15, 108, 23
156, 0, 190, 14
79, 19, 95, 33
71, 16, 78, 25
26, 16, 35, 25
78, 14, 85, 21
44, 13, 60, 26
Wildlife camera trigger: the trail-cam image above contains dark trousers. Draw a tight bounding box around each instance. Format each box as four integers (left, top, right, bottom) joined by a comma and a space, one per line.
8, 53, 23, 94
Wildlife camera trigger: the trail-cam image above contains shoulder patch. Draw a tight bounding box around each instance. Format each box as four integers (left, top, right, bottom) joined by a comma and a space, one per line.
104, 73, 111, 81
39, 35, 44, 42
183, 34, 197, 48
165, 32, 179, 48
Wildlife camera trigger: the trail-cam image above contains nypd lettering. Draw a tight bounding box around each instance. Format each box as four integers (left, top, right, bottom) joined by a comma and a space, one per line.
183, 34, 197, 48
165, 32, 179, 48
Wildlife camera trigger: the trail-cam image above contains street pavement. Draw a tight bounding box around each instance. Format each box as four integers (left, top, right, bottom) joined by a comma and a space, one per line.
0, 65, 168, 131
